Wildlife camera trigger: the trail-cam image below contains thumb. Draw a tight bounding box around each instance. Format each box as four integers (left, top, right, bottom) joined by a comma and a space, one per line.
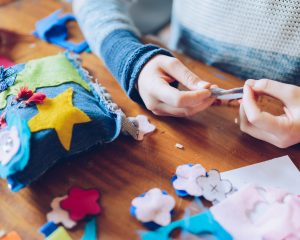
245, 79, 296, 107
161, 58, 211, 90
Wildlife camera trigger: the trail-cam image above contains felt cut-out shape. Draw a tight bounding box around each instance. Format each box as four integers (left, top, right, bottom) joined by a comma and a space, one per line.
0, 114, 31, 178
60, 187, 101, 221
47, 196, 77, 229
0, 54, 90, 109
0, 66, 17, 93
0, 55, 14, 68
128, 115, 156, 141
0, 126, 20, 166
81, 217, 97, 240
0, 229, 6, 238
46, 226, 72, 240
172, 164, 206, 197
131, 188, 175, 227
210, 184, 300, 240
28, 88, 91, 151
140, 210, 232, 240
1, 231, 22, 240
33, 9, 88, 53
39, 222, 58, 238
196, 169, 233, 203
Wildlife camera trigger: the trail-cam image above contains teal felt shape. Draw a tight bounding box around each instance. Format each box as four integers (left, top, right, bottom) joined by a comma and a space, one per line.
140, 210, 232, 240
0, 113, 31, 178
81, 217, 97, 240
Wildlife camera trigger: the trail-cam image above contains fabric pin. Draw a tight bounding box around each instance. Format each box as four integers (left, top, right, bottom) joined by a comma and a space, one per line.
130, 188, 175, 228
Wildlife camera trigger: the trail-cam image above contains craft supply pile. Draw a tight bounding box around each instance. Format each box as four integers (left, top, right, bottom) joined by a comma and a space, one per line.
0, 7, 299, 240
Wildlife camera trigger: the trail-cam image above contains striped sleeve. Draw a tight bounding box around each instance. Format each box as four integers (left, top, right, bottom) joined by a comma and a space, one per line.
73, 0, 173, 103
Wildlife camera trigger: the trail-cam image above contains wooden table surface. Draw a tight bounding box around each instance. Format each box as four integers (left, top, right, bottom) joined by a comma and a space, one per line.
0, 1, 299, 239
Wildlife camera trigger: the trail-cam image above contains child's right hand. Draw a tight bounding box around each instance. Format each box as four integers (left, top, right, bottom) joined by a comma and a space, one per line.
137, 55, 214, 117
240, 79, 300, 148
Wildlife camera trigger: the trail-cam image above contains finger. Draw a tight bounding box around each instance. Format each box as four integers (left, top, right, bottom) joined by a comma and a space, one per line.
245, 79, 299, 107
153, 98, 214, 117
242, 85, 288, 133
159, 57, 211, 90
152, 79, 212, 108
239, 104, 281, 146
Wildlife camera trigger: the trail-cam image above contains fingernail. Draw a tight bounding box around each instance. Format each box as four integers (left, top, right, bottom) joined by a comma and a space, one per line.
196, 81, 210, 89
245, 79, 255, 86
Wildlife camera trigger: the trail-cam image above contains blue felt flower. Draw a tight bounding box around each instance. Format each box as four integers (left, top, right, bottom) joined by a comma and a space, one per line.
130, 188, 175, 230
0, 113, 31, 178
0, 66, 17, 92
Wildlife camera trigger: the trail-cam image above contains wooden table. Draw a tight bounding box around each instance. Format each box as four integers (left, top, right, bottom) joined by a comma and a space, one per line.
0, 1, 299, 239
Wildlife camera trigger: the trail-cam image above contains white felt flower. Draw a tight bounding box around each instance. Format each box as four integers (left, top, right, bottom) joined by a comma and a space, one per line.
46, 196, 77, 229
196, 169, 232, 202
131, 188, 175, 226
128, 115, 156, 141
173, 164, 206, 196
0, 126, 20, 166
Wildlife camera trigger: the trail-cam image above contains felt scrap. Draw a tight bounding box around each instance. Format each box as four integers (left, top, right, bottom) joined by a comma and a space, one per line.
0, 114, 31, 178
0, 55, 14, 68
0, 231, 22, 240
0, 126, 20, 166
81, 217, 97, 240
46, 227, 73, 240
172, 164, 206, 197
131, 188, 175, 226
33, 9, 88, 53
28, 88, 91, 151
210, 184, 300, 240
47, 196, 77, 229
175, 143, 184, 149
39, 222, 58, 238
0, 230, 6, 238
196, 169, 233, 203
128, 115, 156, 141
60, 187, 101, 221
0, 54, 90, 109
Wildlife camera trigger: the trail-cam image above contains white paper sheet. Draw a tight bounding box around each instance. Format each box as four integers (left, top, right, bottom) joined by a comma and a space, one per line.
221, 155, 300, 194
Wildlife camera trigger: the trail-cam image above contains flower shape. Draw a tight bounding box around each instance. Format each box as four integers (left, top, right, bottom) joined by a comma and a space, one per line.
128, 115, 156, 140
47, 196, 77, 229
0, 113, 31, 178
0, 66, 17, 92
172, 164, 206, 197
196, 169, 233, 203
60, 187, 101, 221
131, 188, 175, 227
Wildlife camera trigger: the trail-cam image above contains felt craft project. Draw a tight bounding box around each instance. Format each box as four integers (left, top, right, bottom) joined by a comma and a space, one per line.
46, 196, 77, 229
131, 188, 175, 227
0, 231, 22, 240
172, 164, 233, 203
60, 187, 101, 221
33, 9, 89, 53
127, 115, 156, 140
0, 66, 17, 92
0, 52, 137, 191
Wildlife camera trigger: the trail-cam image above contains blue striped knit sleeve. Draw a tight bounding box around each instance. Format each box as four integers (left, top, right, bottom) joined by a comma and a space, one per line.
73, 0, 173, 103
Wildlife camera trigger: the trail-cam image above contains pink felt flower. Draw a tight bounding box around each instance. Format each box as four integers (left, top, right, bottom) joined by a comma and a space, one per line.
60, 187, 101, 221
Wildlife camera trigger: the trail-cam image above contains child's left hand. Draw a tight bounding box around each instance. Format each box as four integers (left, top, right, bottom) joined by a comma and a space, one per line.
239, 79, 300, 148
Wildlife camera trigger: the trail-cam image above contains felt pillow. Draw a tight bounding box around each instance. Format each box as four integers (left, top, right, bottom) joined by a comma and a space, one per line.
0, 52, 136, 191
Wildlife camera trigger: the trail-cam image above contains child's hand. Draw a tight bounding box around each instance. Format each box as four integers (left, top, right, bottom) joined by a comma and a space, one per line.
239, 79, 300, 148
137, 55, 214, 117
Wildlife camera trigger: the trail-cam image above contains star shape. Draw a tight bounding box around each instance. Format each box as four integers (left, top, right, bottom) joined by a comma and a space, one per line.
60, 187, 101, 221
47, 196, 77, 229
131, 188, 175, 226
28, 88, 91, 150
172, 164, 206, 197
127, 115, 156, 140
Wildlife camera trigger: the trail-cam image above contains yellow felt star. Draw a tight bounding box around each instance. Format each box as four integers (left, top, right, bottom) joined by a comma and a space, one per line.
28, 88, 91, 151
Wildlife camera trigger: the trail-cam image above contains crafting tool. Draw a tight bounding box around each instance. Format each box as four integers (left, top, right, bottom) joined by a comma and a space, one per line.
211, 87, 243, 100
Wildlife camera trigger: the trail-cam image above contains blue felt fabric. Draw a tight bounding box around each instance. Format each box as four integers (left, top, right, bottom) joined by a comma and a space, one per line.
39, 222, 58, 237
0, 53, 122, 191
81, 217, 97, 240
100, 29, 173, 104
33, 9, 88, 53
140, 210, 232, 240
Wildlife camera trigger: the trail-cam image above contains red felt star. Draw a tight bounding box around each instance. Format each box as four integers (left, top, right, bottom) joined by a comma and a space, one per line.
60, 187, 101, 221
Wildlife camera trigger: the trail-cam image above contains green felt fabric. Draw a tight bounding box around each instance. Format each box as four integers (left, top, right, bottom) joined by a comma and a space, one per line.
0, 54, 90, 109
